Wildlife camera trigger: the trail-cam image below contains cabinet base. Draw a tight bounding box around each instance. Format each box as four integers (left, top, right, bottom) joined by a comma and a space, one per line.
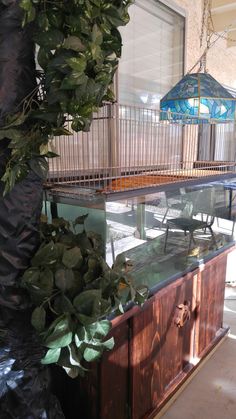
149, 326, 230, 419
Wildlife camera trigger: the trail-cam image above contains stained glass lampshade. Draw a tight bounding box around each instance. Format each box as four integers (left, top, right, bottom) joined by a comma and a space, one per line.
160, 73, 236, 122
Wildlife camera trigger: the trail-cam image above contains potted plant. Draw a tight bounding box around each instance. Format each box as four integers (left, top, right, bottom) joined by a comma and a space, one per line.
21, 215, 148, 378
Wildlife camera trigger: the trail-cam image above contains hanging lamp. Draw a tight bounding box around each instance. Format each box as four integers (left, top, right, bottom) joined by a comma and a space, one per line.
160, 72, 236, 121
160, 1, 236, 122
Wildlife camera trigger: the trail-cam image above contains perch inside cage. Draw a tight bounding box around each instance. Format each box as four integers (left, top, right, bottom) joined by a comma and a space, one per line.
47, 103, 236, 193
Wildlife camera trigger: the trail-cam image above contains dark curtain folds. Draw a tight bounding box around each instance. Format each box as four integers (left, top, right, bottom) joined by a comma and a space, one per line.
0, 2, 64, 417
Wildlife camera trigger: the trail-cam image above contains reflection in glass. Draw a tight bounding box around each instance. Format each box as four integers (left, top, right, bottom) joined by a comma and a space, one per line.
106, 181, 236, 290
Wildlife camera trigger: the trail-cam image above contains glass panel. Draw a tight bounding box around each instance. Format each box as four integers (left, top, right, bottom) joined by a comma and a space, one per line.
199, 98, 235, 120
118, 0, 185, 108
106, 180, 236, 291
44, 179, 236, 296
160, 98, 199, 116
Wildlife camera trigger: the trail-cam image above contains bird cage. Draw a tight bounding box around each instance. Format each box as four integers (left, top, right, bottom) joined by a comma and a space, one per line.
47, 103, 236, 194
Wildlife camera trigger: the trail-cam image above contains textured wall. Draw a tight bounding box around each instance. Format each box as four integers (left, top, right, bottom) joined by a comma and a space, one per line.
171, 0, 236, 89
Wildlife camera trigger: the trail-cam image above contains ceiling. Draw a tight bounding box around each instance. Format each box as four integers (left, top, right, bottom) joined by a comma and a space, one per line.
211, 0, 236, 47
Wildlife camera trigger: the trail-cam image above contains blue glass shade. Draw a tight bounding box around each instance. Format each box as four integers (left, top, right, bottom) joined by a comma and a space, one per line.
160, 73, 236, 122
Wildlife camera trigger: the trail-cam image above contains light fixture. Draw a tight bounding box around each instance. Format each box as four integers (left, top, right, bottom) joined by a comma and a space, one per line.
160, 72, 236, 121
160, 1, 236, 122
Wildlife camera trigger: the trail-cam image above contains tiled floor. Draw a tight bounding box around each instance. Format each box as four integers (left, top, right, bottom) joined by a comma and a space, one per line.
158, 286, 236, 419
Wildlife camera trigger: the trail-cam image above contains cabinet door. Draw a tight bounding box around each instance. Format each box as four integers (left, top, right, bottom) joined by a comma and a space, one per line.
130, 273, 197, 419
196, 253, 227, 357
100, 321, 130, 419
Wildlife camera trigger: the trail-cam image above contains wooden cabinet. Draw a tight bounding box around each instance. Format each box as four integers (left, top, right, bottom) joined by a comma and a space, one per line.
130, 271, 197, 419
54, 249, 230, 419
195, 252, 227, 357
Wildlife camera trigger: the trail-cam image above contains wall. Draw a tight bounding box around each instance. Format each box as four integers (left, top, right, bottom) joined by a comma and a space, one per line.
166, 0, 236, 89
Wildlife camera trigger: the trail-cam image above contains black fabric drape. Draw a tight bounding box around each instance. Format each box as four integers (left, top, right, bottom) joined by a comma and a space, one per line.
0, 2, 64, 417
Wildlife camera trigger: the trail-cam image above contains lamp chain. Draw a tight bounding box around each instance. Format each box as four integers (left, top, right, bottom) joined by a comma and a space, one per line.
187, 0, 211, 74
188, 0, 236, 74
199, 0, 213, 73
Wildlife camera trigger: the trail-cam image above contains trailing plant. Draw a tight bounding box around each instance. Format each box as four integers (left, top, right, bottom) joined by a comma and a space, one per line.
0, 0, 133, 194
21, 215, 148, 378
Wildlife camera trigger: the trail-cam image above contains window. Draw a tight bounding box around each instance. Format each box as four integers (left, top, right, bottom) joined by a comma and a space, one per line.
118, 0, 185, 108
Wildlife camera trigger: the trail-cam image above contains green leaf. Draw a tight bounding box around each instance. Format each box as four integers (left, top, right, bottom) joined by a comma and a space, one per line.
53, 295, 75, 314
52, 127, 72, 136
20, 0, 32, 12
37, 12, 49, 30
87, 257, 99, 270
92, 24, 103, 45
47, 10, 63, 29
2, 163, 29, 194
22, 267, 40, 286
90, 0, 101, 6
62, 247, 83, 269
63, 36, 86, 52
31, 306, 46, 332
37, 48, 53, 69
55, 269, 68, 292
90, 43, 101, 60
44, 315, 73, 349
73, 214, 88, 225
29, 157, 48, 180
55, 268, 76, 291
63, 366, 81, 378
79, 16, 91, 35
74, 231, 92, 252
101, 337, 114, 350
66, 56, 87, 72
83, 347, 102, 362
60, 72, 88, 90
134, 285, 149, 305
20, 0, 36, 24
80, 320, 111, 340
73, 290, 102, 316
92, 320, 111, 338
0, 129, 22, 141
75, 332, 83, 348
52, 217, 70, 230
36, 29, 64, 49
68, 343, 82, 367
31, 109, 59, 123
41, 348, 61, 365
22, 267, 54, 303
43, 151, 59, 158
76, 313, 96, 326
54, 242, 66, 258
3, 112, 28, 129
103, 5, 130, 27
31, 241, 58, 267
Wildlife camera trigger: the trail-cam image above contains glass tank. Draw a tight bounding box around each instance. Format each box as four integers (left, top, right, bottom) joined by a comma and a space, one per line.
44, 177, 236, 293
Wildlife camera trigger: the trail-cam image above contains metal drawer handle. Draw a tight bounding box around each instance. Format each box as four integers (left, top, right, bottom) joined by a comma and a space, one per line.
174, 301, 191, 328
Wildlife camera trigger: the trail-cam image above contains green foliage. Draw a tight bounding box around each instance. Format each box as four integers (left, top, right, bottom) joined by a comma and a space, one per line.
0, 0, 133, 194
21, 215, 148, 378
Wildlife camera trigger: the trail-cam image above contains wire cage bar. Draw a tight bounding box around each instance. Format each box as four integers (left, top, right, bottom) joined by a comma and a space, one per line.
47, 103, 236, 193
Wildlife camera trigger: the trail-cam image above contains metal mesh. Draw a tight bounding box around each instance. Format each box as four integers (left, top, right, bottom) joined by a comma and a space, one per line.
47, 103, 236, 193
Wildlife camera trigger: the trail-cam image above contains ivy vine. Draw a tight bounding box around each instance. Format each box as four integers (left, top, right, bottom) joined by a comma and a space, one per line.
21, 215, 148, 378
0, 0, 133, 194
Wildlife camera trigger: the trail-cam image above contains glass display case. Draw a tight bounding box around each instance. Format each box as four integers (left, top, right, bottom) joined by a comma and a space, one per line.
47, 177, 236, 419
44, 177, 236, 294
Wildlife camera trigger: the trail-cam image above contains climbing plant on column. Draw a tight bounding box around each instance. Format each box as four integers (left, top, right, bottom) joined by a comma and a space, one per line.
1, 0, 132, 194
0, 1, 133, 417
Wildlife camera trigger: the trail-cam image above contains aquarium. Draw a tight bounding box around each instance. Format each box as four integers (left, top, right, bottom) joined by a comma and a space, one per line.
44, 177, 236, 293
